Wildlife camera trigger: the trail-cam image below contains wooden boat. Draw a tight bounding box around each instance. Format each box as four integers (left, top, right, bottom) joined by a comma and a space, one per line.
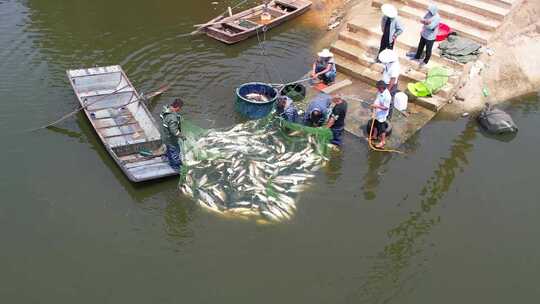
200, 0, 312, 44
66, 65, 178, 182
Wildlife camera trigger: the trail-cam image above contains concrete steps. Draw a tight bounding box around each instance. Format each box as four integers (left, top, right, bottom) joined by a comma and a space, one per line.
332, 42, 453, 111
329, 0, 518, 114
436, 0, 510, 21
372, 0, 493, 44
477, 0, 515, 10
399, 0, 502, 32
338, 26, 464, 71
331, 40, 454, 96
479, 0, 519, 9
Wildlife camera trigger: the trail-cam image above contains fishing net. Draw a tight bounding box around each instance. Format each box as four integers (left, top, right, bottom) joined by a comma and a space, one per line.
178, 114, 333, 223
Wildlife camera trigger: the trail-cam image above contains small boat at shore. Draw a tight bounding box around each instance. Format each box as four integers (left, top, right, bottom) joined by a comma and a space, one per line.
198, 0, 312, 44
66, 65, 177, 182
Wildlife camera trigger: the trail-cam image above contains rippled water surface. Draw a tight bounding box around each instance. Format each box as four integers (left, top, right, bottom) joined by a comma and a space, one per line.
1, 1, 539, 303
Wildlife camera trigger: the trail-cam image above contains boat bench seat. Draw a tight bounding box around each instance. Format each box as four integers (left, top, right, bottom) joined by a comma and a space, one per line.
266, 7, 287, 17
225, 22, 251, 31
79, 88, 134, 98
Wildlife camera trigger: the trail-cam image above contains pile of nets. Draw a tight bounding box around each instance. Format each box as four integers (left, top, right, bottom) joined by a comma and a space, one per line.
178, 115, 333, 222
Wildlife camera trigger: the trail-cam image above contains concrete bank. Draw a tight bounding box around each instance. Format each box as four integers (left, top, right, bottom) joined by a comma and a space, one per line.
302, 0, 538, 148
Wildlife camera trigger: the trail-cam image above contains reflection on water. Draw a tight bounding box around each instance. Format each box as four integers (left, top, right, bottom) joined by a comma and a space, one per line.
361, 152, 393, 200
352, 121, 477, 303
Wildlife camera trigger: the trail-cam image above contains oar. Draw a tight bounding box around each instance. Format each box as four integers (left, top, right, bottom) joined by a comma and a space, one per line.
190, 0, 249, 35
142, 83, 170, 101
30, 84, 130, 132
30, 84, 169, 132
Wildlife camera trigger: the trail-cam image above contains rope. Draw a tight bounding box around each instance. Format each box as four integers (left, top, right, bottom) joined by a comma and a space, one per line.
367, 112, 404, 154
268, 77, 312, 94
255, 26, 285, 84
338, 95, 404, 154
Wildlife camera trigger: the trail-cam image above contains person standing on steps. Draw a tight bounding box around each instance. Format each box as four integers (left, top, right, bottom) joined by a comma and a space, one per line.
378, 49, 400, 120
413, 4, 440, 67
378, 4, 404, 59
378, 49, 400, 96
160, 99, 186, 171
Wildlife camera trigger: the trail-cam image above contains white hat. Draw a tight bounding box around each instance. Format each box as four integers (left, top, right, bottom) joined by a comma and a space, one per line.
381, 4, 398, 18
394, 92, 408, 111
318, 48, 334, 58
378, 49, 397, 63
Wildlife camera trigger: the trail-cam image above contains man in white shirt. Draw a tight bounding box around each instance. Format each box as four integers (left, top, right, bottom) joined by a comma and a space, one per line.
378, 49, 400, 96
370, 80, 392, 148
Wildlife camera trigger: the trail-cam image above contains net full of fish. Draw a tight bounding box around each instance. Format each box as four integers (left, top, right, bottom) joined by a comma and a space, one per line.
179, 119, 329, 222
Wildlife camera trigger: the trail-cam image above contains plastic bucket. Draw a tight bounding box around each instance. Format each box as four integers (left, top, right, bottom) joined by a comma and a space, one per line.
436, 23, 451, 42
394, 92, 408, 111
235, 82, 278, 119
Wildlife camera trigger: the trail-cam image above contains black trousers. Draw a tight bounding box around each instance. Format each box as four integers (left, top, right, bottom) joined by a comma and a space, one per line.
378, 37, 394, 55
414, 36, 435, 64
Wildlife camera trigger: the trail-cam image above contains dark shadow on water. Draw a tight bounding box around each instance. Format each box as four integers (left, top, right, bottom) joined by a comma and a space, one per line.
477, 124, 518, 142
346, 120, 478, 303
74, 114, 197, 242
46, 125, 86, 142
361, 152, 393, 201
360, 124, 422, 201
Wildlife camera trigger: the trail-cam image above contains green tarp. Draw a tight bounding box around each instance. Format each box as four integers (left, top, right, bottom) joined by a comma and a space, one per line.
408, 66, 449, 97
438, 34, 481, 64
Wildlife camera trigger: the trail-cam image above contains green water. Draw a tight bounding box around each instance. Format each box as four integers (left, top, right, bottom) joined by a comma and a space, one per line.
1, 1, 539, 303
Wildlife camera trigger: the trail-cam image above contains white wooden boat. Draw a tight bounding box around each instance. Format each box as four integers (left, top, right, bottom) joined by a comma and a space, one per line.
66, 65, 177, 182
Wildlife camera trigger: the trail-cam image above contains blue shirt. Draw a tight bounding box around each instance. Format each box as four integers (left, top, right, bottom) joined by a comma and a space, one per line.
277, 97, 299, 123
304, 93, 331, 125
421, 5, 440, 41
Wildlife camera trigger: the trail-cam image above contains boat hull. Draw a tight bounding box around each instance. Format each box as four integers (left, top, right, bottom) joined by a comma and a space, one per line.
66, 66, 178, 183
203, 0, 312, 44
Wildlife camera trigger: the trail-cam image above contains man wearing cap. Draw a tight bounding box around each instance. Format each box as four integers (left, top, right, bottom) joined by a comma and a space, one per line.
275, 95, 299, 123
414, 4, 440, 66
160, 99, 186, 171
379, 4, 404, 56
369, 81, 392, 148
311, 49, 337, 85
327, 96, 347, 146
378, 49, 400, 96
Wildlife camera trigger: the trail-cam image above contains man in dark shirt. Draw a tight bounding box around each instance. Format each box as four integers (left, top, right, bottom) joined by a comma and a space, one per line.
326, 96, 347, 146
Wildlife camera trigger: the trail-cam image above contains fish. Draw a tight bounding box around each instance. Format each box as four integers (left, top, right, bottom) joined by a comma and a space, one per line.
198, 174, 208, 188
233, 201, 252, 207
198, 199, 222, 213
180, 117, 331, 222
199, 190, 217, 209
245, 93, 269, 102
181, 184, 194, 197
261, 210, 280, 222
211, 186, 227, 202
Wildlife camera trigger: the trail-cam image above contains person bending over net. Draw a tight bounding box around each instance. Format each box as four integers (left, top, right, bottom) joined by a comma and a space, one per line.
303, 93, 331, 127
275, 95, 299, 123
310, 49, 337, 85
